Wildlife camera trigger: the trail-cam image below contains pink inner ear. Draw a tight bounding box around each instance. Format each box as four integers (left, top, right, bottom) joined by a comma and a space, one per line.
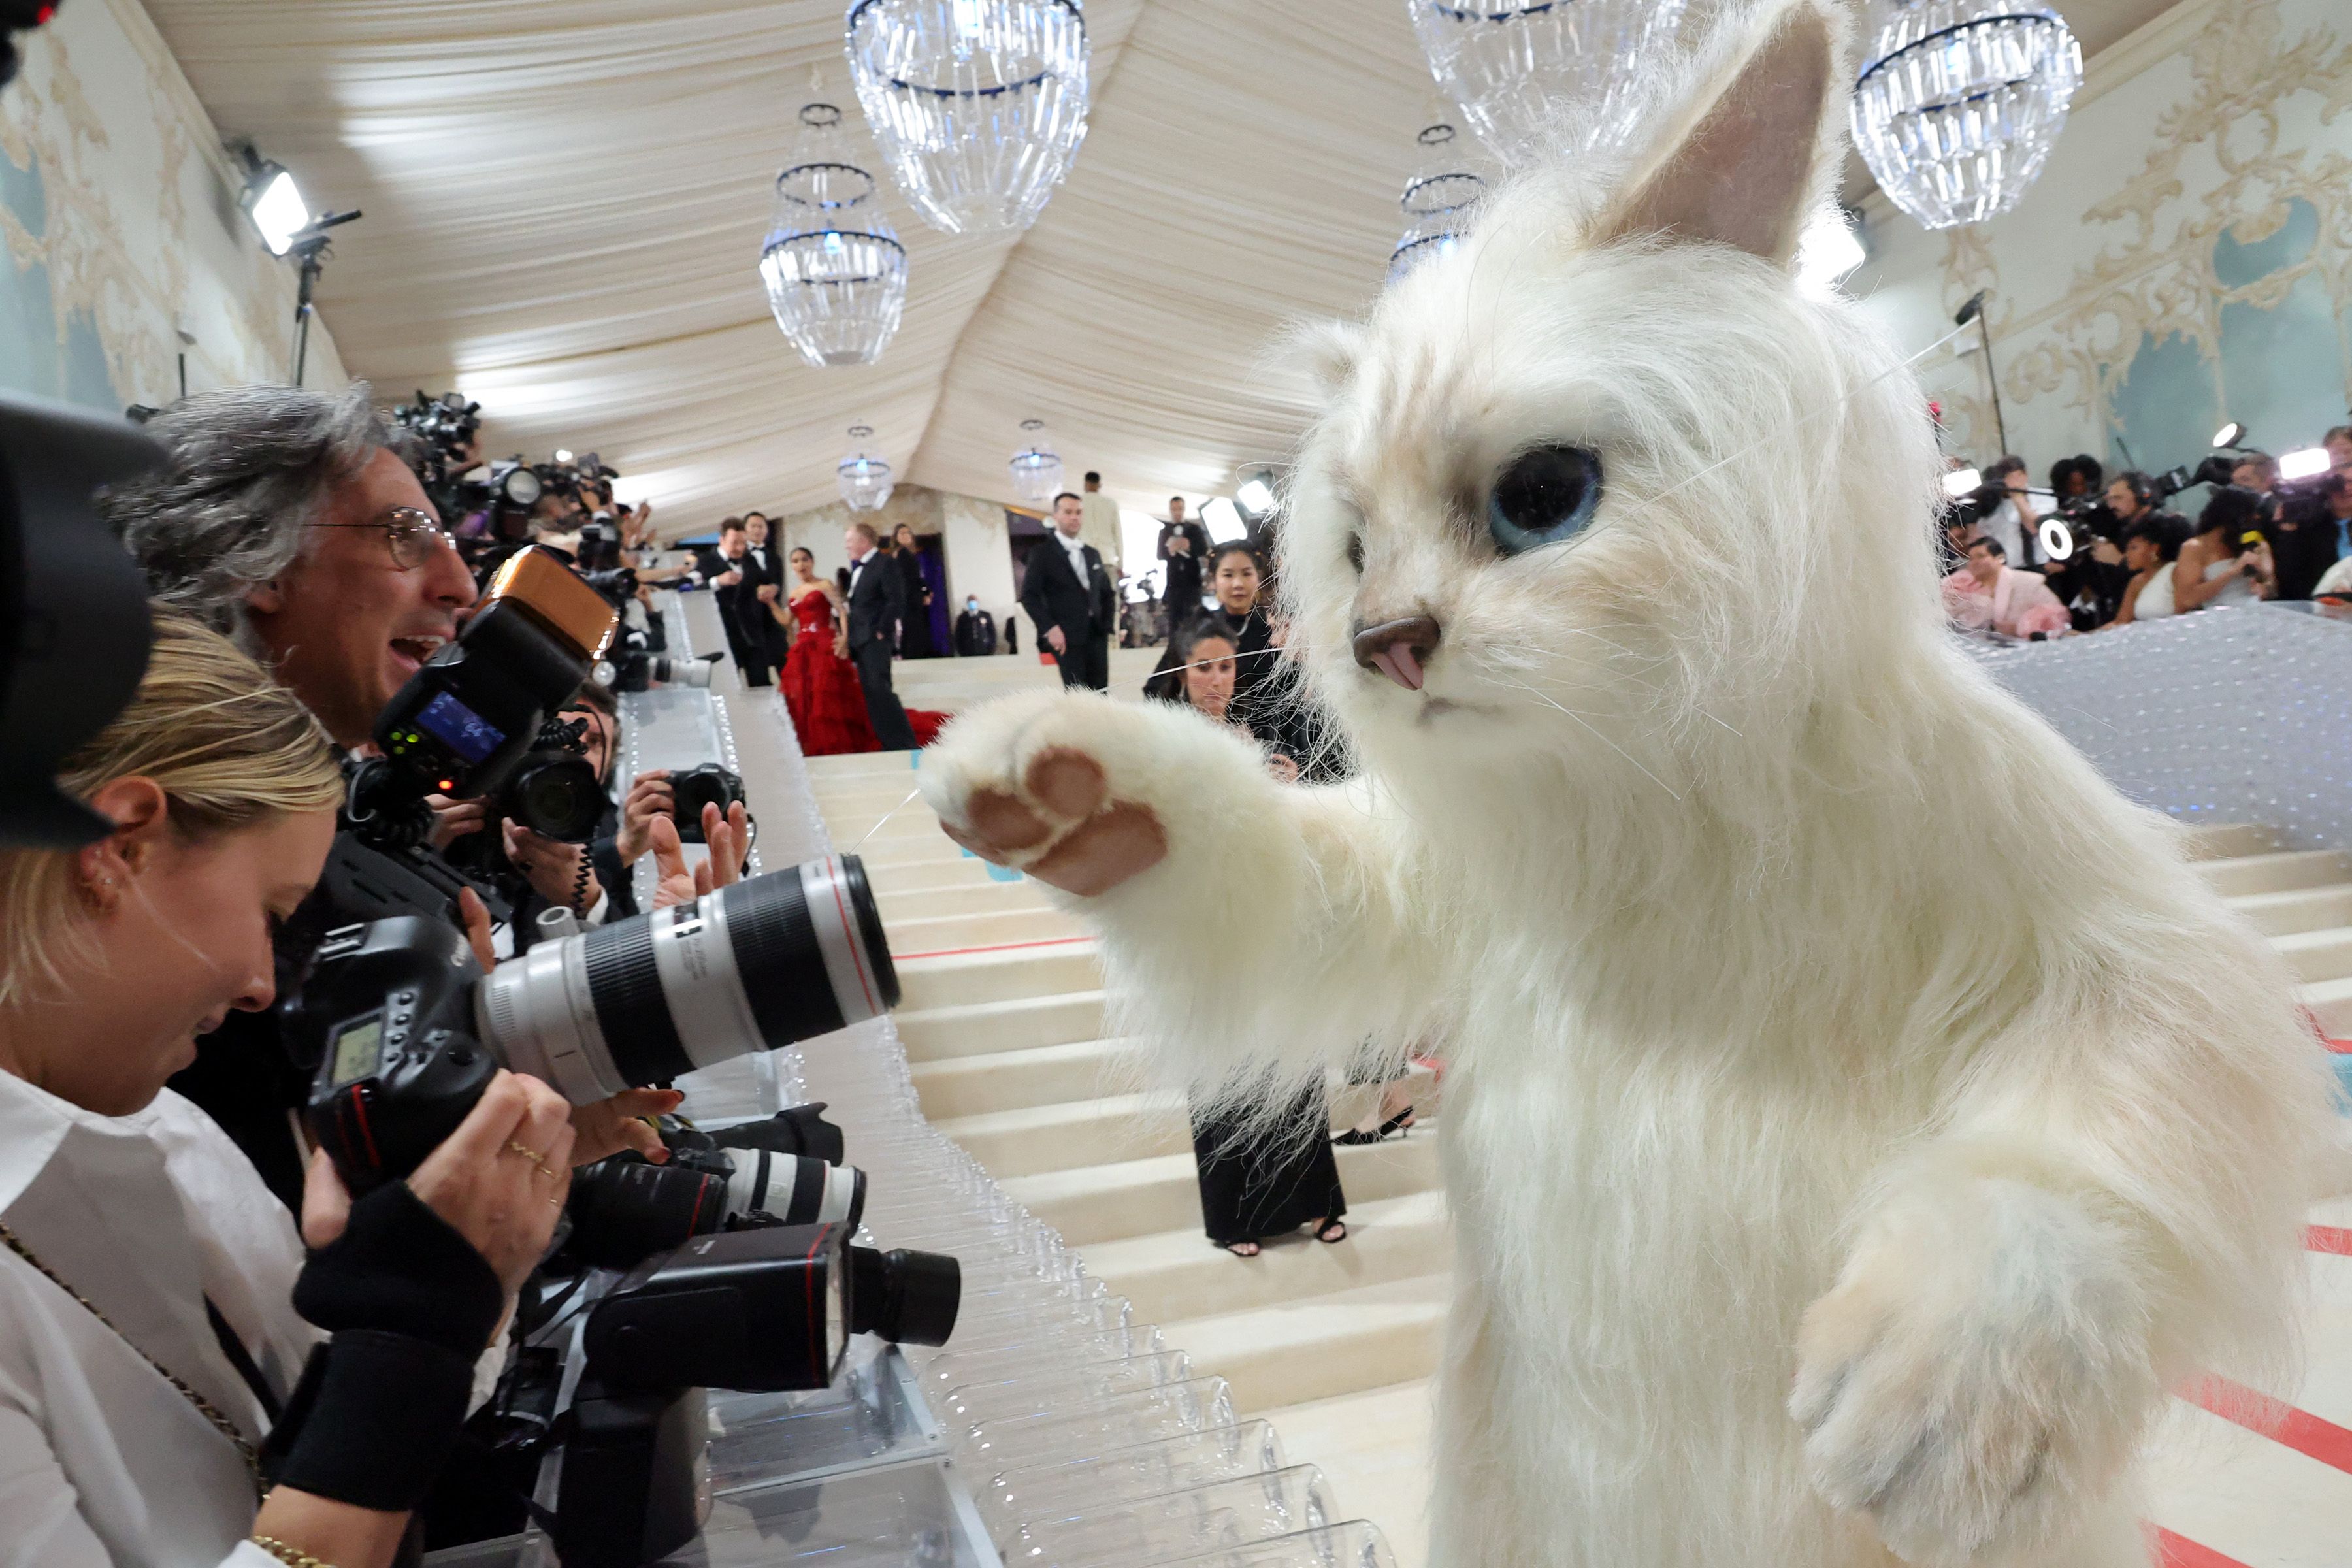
1603, 6, 1835, 265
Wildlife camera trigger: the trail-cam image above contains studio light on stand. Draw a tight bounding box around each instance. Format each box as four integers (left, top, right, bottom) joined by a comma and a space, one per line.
2211, 422, 2247, 451
238, 148, 361, 386
838, 425, 895, 512
1953, 289, 2006, 460
1007, 419, 1062, 507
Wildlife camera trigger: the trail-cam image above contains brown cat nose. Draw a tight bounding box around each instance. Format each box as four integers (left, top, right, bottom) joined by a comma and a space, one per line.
1352, 615, 1442, 692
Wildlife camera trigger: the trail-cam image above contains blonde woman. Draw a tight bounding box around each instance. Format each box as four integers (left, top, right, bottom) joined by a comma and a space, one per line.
0, 613, 572, 1568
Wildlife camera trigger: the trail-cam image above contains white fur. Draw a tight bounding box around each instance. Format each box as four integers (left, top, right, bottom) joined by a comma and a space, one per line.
918, 3, 2336, 1561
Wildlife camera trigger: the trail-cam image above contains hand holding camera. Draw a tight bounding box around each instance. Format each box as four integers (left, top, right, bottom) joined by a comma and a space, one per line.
300, 1068, 574, 1298
648, 798, 748, 911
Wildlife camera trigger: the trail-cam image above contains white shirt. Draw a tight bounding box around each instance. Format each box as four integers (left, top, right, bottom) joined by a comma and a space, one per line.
847, 548, 875, 581
0, 1069, 312, 1567
1055, 528, 1091, 577
1078, 493, 1122, 572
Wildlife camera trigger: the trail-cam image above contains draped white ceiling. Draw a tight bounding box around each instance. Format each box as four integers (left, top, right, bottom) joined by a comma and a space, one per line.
141, 0, 2172, 532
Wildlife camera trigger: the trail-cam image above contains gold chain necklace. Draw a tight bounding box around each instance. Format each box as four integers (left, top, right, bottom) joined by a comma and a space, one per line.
0, 1219, 264, 1494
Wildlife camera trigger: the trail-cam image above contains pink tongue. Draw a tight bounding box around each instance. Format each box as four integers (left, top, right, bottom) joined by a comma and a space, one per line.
1373, 645, 1426, 692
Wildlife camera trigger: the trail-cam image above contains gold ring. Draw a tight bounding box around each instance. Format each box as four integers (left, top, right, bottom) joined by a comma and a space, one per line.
506, 1139, 555, 1176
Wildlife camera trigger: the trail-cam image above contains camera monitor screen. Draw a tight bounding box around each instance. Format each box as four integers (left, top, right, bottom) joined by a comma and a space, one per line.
331, 1015, 384, 1088
416, 691, 506, 764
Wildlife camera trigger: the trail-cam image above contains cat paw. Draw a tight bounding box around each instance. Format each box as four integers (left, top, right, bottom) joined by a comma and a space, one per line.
919, 690, 1268, 898
1789, 1178, 2155, 1566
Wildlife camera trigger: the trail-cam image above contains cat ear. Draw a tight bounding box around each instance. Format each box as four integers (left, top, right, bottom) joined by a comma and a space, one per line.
1284, 319, 1367, 396
1593, 0, 1847, 268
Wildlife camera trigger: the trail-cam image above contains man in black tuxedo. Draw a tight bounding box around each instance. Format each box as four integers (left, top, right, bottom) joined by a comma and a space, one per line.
711, 519, 775, 687
1157, 495, 1211, 632
1022, 490, 1117, 691
841, 521, 920, 749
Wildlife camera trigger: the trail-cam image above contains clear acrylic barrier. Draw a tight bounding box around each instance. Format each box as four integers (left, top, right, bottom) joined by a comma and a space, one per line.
1146, 1522, 1396, 1568
976, 1424, 1288, 1544
1001, 1465, 1336, 1568
953, 1379, 1239, 1473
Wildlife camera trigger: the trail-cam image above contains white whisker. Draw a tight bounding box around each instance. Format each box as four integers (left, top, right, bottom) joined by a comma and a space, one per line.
1478, 671, 1683, 801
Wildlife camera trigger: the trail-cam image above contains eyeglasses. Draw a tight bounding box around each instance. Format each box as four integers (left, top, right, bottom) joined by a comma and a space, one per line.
306, 507, 454, 571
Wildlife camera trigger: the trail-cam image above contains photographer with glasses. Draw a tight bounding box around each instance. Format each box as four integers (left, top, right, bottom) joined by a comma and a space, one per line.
105, 384, 676, 1210
0, 615, 568, 1568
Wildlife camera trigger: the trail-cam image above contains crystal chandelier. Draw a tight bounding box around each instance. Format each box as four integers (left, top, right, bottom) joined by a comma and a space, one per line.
845, 0, 1090, 235
837, 425, 896, 511
1007, 419, 1063, 506
759, 102, 909, 367
1851, 0, 2082, 230
1406, 0, 1688, 163
1390, 123, 1486, 281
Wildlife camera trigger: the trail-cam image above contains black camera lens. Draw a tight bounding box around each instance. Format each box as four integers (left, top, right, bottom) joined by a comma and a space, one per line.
479, 855, 899, 1103
850, 1245, 961, 1347
566, 1148, 867, 1270
583, 1223, 957, 1396
509, 751, 604, 841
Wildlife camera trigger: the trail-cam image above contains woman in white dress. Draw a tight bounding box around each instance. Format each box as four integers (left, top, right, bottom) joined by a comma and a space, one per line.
0, 613, 574, 1568
2172, 483, 2274, 612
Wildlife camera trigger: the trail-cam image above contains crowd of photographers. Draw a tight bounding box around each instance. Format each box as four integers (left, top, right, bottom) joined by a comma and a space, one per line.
0, 379, 957, 1568
1938, 424, 2352, 638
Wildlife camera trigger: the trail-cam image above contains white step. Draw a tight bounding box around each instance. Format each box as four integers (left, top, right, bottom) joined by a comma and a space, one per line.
895, 943, 1103, 1012
876, 879, 1054, 921
2229, 883, 2352, 939
894, 991, 1107, 1060
1085, 1190, 1450, 1326
1166, 1272, 1451, 1413
1004, 1132, 1444, 1247
885, 906, 1088, 955
2270, 926, 2352, 985
933, 1093, 1190, 1179
2198, 849, 2352, 898
913, 1037, 1144, 1120
1261, 1382, 1435, 1568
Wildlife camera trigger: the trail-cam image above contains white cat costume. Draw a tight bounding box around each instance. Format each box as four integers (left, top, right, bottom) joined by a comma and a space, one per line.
920, 4, 2336, 1563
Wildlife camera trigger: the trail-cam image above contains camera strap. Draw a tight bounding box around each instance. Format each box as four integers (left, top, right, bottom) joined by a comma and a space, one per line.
207, 1297, 283, 1423
0, 1220, 265, 1495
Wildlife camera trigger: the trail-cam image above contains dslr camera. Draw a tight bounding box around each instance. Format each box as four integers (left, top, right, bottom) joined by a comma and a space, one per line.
669, 763, 745, 844
289, 852, 898, 1193
346, 546, 614, 854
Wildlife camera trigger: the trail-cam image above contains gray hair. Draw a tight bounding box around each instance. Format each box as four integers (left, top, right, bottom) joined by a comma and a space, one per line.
102, 382, 414, 639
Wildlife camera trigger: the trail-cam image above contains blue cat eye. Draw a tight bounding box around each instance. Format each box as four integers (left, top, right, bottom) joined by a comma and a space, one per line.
1486, 446, 1602, 557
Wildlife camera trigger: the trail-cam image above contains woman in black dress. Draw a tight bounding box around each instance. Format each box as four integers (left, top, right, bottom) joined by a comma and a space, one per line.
890, 523, 936, 658
1148, 618, 1346, 1256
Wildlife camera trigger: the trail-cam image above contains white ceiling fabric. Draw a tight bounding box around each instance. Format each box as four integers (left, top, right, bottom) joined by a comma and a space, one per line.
141, 0, 2170, 531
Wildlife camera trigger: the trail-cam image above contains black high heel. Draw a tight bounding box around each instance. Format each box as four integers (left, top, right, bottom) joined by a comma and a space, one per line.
1333, 1108, 1415, 1146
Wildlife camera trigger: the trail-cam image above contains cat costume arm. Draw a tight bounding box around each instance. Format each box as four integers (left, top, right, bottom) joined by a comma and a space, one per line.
918, 689, 1437, 1093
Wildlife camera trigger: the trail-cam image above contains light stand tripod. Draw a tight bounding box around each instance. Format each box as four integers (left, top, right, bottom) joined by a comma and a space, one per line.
284, 208, 361, 387
1953, 290, 2008, 459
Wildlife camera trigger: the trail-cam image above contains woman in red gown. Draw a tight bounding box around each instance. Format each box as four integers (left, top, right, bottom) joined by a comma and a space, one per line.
774, 547, 947, 754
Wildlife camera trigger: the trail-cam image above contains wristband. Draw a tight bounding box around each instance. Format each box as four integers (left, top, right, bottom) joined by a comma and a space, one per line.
293, 1181, 504, 1358
262, 1331, 475, 1511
